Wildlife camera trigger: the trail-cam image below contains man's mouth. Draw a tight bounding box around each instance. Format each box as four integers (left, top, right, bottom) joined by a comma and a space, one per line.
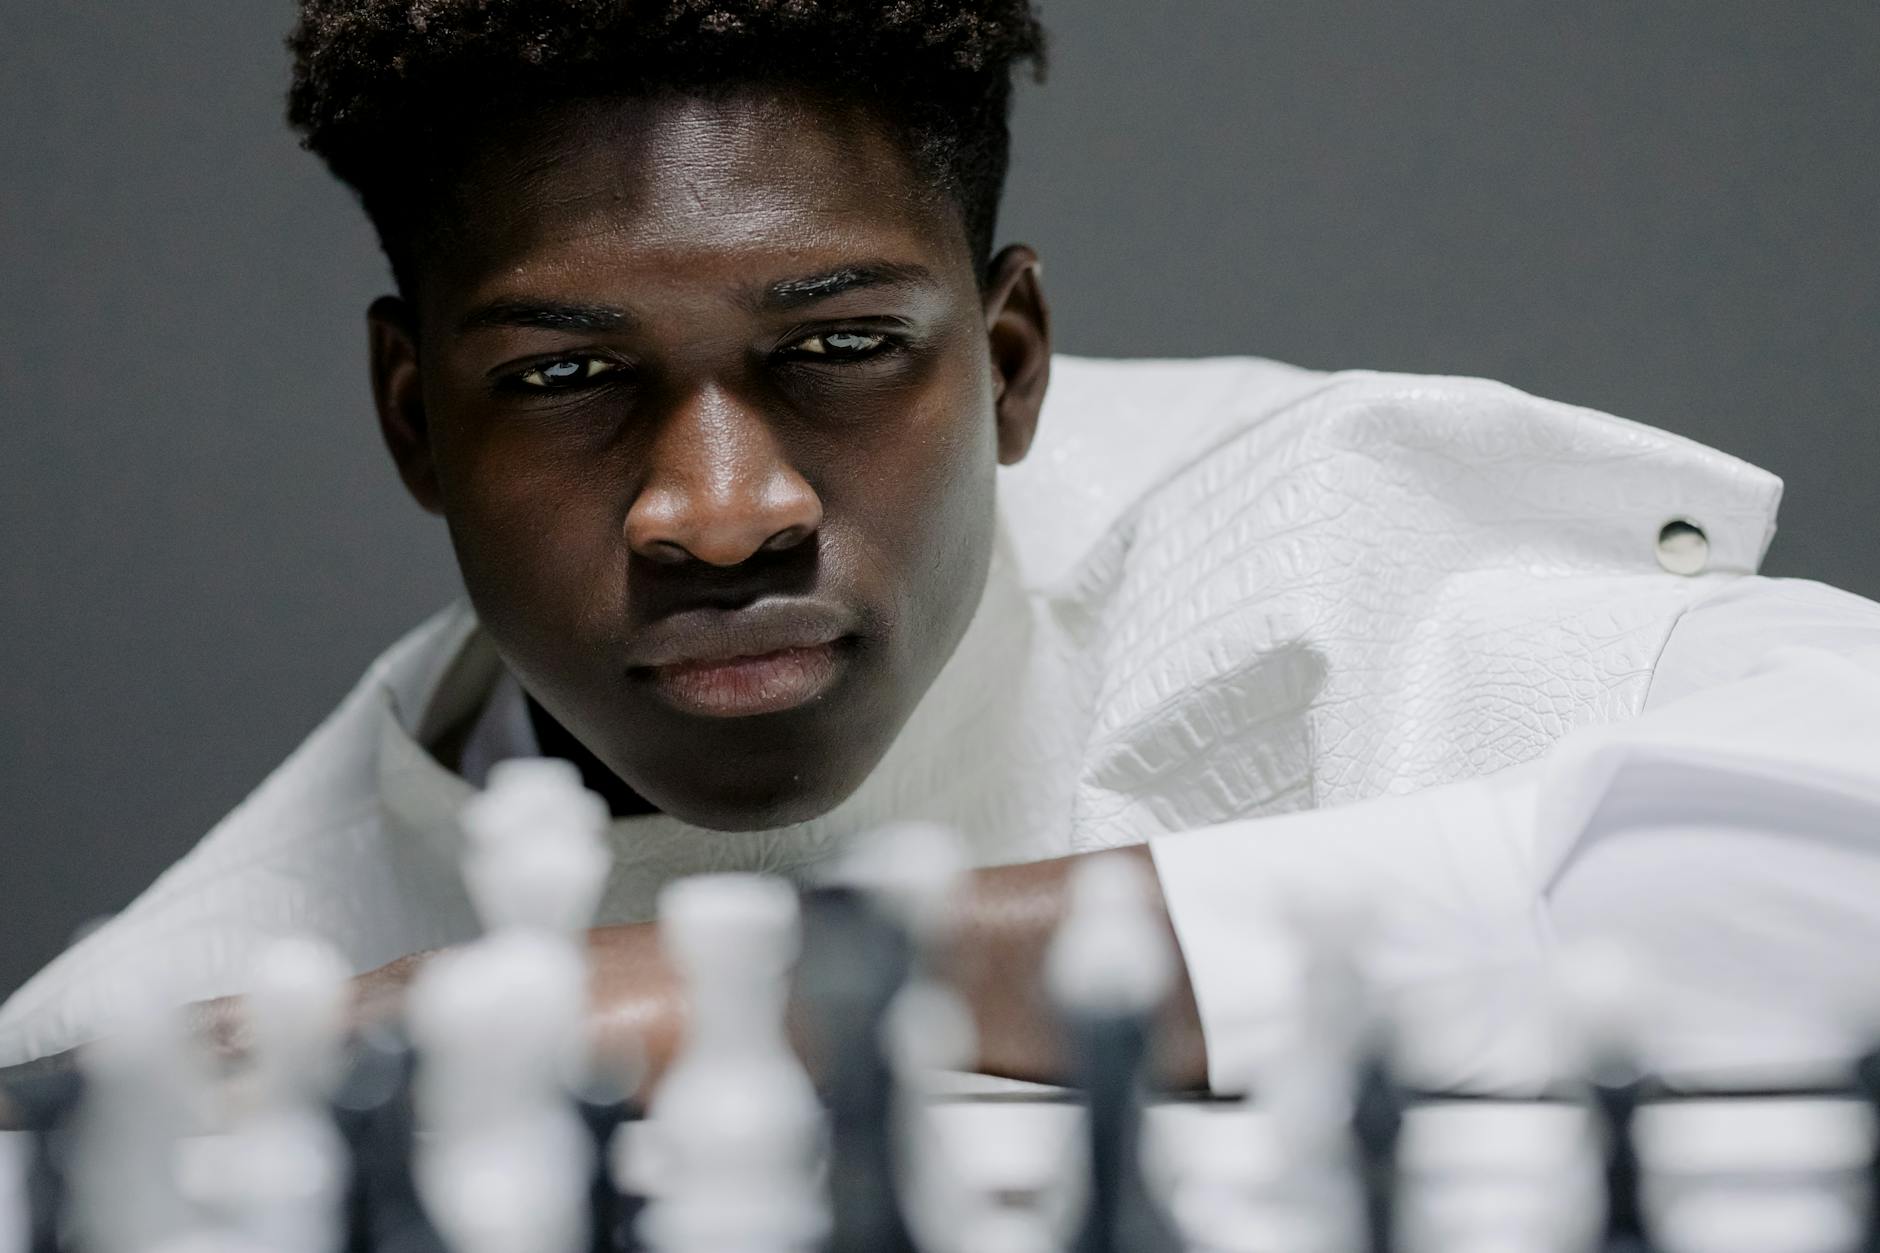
648, 642, 844, 718
627, 600, 855, 718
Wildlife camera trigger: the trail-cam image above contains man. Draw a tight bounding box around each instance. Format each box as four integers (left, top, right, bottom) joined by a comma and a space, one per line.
4, 0, 1879, 1094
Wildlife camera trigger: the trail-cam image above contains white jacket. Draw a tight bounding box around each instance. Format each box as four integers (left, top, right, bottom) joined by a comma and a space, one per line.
6, 356, 1879, 1090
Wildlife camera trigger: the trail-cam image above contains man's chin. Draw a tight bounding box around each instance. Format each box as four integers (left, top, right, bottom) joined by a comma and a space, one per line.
611, 682, 908, 831
630, 761, 871, 832
612, 741, 883, 827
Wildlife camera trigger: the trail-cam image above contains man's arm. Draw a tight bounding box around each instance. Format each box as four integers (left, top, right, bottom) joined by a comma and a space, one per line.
1155, 580, 1880, 1094
0, 847, 1204, 1126
482, 845, 1206, 1092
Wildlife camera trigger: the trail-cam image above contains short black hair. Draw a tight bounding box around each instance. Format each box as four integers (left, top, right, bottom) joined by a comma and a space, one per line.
287, 1, 1048, 297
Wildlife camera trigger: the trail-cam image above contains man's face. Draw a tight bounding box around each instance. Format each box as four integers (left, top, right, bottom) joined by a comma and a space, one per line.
368, 89, 1051, 829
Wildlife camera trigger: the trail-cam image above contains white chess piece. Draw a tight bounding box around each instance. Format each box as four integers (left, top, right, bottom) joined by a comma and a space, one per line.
459, 755, 620, 1086
640, 873, 826, 1253
0, 1128, 28, 1253
1637, 1096, 1871, 1253
1043, 852, 1176, 1021
407, 931, 594, 1253
1215, 905, 1372, 1253
140, 1233, 285, 1253
1553, 938, 1651, 1083
1159, 922, 1315, 1253
1394, 1100, 1601, 1253
842, 821, 980, 1084
846, 821, 979, 1082
201, 936, 353, 1253
246, 937, 353, 1105
459, 757, 612, 940
1553, 939, 1659, 1253
69, 986, 211, 1253
838, 820, 968, 946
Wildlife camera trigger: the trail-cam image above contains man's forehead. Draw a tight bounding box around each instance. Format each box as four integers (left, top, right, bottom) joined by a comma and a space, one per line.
425, 89, 966, 304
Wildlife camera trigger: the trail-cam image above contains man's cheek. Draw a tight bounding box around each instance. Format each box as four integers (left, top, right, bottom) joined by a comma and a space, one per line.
456, 493, 625, 642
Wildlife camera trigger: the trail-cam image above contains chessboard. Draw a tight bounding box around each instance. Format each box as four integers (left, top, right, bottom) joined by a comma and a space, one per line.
5, 1078, 1877, 1252
2, 758, 1876, 1253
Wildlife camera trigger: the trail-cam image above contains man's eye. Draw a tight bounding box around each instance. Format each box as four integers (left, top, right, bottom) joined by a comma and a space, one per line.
792, 331, 891, 359
515, 357, 621, 390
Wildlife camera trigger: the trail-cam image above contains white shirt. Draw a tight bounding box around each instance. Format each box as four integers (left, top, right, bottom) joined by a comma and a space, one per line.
1153, 576, 1880, 1093
4, 355, 1877, 1094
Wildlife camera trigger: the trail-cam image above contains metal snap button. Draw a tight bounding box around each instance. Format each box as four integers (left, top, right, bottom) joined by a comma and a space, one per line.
1656, 519, 1709, 576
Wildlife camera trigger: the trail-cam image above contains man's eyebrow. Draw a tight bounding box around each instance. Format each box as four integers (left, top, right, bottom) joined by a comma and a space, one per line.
452, 264, 933, 333
758, 262, 937, 311
455, 299, 634, 336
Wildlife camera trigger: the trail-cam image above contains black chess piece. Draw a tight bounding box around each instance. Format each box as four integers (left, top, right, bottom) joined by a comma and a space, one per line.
797, 886, 921, 1253
1065, 1008, 1184, 1253
573, 1072, 645, 1253
1853, 1048, 1880, 1253
1592, 1067, 1655, 1253
1350, 1048, 1404, 1253
330, 1025, 448, 1253
2, 1068, 85, 1253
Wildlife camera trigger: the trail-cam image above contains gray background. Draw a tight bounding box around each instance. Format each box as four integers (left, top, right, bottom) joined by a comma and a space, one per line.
2, 2, 1875, 1001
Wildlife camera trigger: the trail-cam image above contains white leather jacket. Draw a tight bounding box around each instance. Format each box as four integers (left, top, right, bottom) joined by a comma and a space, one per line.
5, 356, 1877, 1090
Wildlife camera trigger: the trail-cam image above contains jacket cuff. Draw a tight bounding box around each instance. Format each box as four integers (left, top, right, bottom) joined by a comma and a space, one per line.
1148, 768, 1552, 1096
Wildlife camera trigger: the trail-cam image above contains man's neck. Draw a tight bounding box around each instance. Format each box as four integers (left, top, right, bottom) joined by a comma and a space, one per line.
524, 694, 660, 820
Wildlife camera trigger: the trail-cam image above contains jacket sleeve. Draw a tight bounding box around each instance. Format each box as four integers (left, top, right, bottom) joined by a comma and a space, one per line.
1148, 576, 1880, 1094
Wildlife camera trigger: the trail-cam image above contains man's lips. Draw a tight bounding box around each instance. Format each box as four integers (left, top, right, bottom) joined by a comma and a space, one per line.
647, 643, 844, 718
626, 601, 854, 718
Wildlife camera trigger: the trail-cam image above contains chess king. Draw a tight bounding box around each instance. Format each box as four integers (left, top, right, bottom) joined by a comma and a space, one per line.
5, 1, 1880, 1095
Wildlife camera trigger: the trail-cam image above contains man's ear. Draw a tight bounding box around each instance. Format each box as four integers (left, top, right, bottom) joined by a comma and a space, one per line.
982, 244, 1051, 466
367, 295, 444, 515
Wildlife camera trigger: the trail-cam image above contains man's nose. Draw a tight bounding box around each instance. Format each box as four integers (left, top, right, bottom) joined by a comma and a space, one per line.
624, 385, 822, 567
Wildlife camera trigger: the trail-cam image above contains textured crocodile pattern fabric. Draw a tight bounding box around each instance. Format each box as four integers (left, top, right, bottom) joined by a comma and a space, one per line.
0, 357, 1782, 1066
1056, 371, 1780, 848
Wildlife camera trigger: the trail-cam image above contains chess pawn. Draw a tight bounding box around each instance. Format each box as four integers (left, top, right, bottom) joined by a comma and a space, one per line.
796, 886, 919, 1253
1556, 940, 1658, 1253
1270, 901, 1391, 1253
837, 820, 969, 949
1158, 894, 1378, 1253
407, 932, 594, 1253
1325, 917, 1404, 1253
68, 987, 212, 1253
879, 978, 984, 1253
1044, 852, 1184, 1253
206, 936, 352, 1253
1351, 1047, 1405, 1253
640, 874, 826, 1253
839, 822, 980, 1252
460, 757, 612, 940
